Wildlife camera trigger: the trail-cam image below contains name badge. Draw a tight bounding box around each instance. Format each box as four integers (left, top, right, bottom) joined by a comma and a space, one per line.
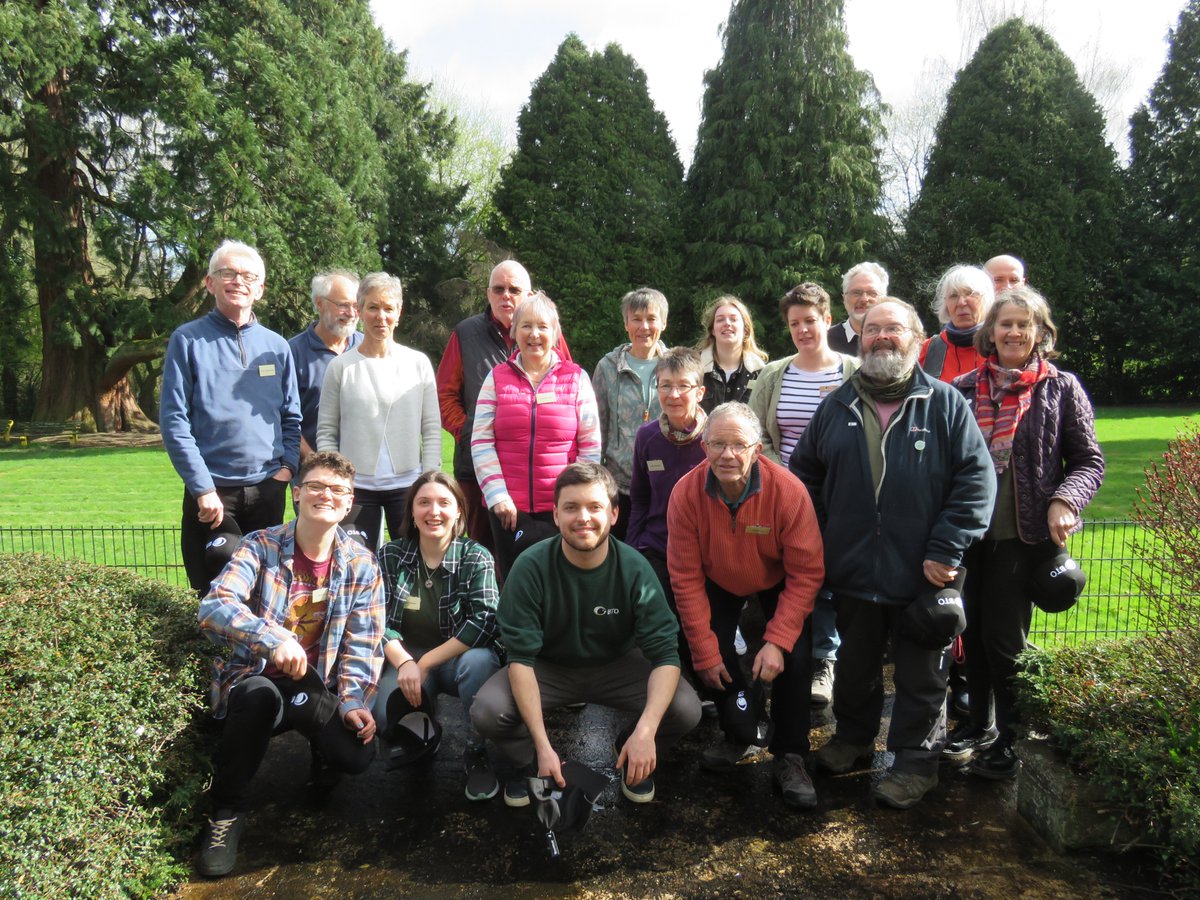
746, 525, 772, 535
258, 363, 276, 377
819, 384, 838, 394
647, 459, 665, 472
536, 391, 556, 405
404, 594, 421, 611
311, 587, 328, 606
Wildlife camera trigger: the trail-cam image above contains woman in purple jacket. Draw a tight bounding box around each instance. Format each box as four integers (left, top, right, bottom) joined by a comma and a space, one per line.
947, 286, 1104, 780
626, 348, 708, 675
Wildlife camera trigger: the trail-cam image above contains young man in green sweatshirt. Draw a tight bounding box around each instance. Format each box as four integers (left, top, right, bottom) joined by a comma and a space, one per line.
471, 461, 701, 806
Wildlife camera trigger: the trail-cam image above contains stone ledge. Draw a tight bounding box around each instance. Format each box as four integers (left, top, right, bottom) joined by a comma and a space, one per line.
1016, 737, 1139, 853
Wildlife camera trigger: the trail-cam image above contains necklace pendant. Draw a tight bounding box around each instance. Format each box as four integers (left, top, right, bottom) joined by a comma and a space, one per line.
424, 576, 434, 589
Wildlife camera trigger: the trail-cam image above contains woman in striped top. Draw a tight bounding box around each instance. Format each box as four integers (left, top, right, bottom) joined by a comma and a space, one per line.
749, 282, 857, 709
749, 283, 857, 466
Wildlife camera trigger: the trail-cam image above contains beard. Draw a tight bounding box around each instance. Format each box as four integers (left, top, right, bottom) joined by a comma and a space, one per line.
321, 313, 358, 340
860, 339, 918, 382
561, 521, 611, 554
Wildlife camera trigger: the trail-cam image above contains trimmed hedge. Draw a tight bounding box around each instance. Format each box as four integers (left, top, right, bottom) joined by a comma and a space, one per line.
0, 554, 210, 897
1019, 633, 1200, 891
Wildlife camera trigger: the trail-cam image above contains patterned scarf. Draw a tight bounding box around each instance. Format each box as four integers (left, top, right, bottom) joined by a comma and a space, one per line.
973, 354, 1050, 474
658, 407, 706, 444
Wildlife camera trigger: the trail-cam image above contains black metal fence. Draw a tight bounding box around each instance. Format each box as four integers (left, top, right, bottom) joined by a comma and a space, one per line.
0, 520, 1194, 645
0, 526, 188, 586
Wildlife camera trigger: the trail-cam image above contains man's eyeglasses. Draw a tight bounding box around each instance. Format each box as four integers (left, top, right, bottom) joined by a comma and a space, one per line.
846, 289, 880, 300
863, 324, 911, 338
705, 441, 754, 456
657, 383, 700, 396
214, 268, 261, 285
323, 299, 358, 315
300, 481, 353, 498
490, 286, 525, 296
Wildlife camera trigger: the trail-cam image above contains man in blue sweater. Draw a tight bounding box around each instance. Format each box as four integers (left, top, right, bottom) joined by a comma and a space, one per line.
161, 239, 302, 595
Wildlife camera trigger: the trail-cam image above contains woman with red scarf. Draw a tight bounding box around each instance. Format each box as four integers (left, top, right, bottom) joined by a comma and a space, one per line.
949, 286, 1104, 780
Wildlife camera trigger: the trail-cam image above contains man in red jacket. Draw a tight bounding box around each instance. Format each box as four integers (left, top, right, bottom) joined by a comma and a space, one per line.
667, 402, 825, 809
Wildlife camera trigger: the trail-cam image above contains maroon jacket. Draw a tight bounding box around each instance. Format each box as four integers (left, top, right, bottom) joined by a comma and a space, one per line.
954, 365, 1104, 544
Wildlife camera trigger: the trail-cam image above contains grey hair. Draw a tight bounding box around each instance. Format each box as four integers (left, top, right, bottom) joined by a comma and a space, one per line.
974, 284, 1059, 360
841, 261, 889, 296
932, 265, 994, 325
310, 269, 360, 313
703, 401, 762, 445
208, 239, 265, 279
620, 287, 669, 323
511, 291, 561, 346
357, 272, 403, 307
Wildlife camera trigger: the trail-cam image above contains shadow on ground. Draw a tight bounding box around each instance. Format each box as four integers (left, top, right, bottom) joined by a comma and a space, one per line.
181, 627, 1151, 898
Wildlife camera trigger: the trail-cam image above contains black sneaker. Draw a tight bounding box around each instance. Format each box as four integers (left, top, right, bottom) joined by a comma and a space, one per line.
503, 763, 537, 808
968, 740, 1021, 780
197, 810, 244, 878
620, 771, 655, 803
941, 722, 999, 762
464, 744, 499, 802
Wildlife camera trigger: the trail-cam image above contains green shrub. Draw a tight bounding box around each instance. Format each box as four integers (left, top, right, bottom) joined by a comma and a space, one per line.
1019, 420, 1200, 892
0, 554, 210, 897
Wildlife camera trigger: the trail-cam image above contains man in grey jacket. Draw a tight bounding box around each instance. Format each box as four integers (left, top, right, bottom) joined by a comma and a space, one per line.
789, 298, 995, 809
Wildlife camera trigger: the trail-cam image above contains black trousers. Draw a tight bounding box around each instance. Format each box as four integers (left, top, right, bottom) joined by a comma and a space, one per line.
962, 539, 1036, 742
831, 597, 949, 776
182, 477, 288, 595
210, 675, 374, 812
703, 579, 813, 756
486, 508, 557, 582
351, 486, 409, 552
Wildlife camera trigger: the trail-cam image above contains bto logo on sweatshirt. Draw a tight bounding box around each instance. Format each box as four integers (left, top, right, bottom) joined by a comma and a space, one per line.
593, 606, 620, 616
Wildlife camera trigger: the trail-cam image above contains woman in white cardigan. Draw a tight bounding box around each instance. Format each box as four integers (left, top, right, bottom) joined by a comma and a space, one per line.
317, 272, 441, 550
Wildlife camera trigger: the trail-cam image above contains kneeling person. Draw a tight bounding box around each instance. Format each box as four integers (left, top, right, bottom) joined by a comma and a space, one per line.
196, 451, 385, 877
472, 461, 701, 806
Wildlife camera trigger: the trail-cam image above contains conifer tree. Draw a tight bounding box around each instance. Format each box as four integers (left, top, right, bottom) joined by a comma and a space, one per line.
684, 0, 885, 354
490, 34, 686, 369
1124, 0, 1200, 399
903, 19, 1123, 394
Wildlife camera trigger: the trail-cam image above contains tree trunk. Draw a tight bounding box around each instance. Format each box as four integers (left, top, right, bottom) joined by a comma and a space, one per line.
25, 62, 157, 432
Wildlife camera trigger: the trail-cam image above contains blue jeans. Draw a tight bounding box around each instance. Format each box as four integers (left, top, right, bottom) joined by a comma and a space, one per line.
372, 646, 502, 742
811, 591, 840, 663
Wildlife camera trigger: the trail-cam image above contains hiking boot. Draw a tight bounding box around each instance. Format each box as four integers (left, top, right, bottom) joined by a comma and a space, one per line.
464, 744, 499, 802
700, 699, 719, 719
941, 722, 999, 762
873, 769, 939, 809
812, 739, 873, 774
969, 739, 1021, 781
503, 763, 537, 808
772, 753, 817, 810
700, 739, 770, 772
951, 688, 971, 719
197, 810, 244, 878
810, 659, 835, 707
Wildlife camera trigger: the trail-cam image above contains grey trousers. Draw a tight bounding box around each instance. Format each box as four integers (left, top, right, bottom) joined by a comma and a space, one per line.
831, 597, 949, 776
470, 650, 702, 768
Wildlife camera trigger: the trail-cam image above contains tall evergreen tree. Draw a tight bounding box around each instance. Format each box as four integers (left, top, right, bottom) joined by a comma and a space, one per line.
685, 0, 885, 355
489, 34, 686, 369
1124, 0, 1200, 400
0, 0, 462, 429
902, 19, 1123, 396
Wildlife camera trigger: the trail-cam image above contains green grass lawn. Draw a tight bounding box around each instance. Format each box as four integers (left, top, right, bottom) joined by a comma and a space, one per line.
1087, 406, 1200, 519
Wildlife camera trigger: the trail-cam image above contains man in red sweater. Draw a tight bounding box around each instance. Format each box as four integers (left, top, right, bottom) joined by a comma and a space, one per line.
666, 402, 825, 809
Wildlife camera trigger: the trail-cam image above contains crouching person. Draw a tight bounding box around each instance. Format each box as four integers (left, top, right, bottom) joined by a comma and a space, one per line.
196, 451, 385, 877
472, 461, 701, 806
373, 471, 503, 801
667, 401, 825, 809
